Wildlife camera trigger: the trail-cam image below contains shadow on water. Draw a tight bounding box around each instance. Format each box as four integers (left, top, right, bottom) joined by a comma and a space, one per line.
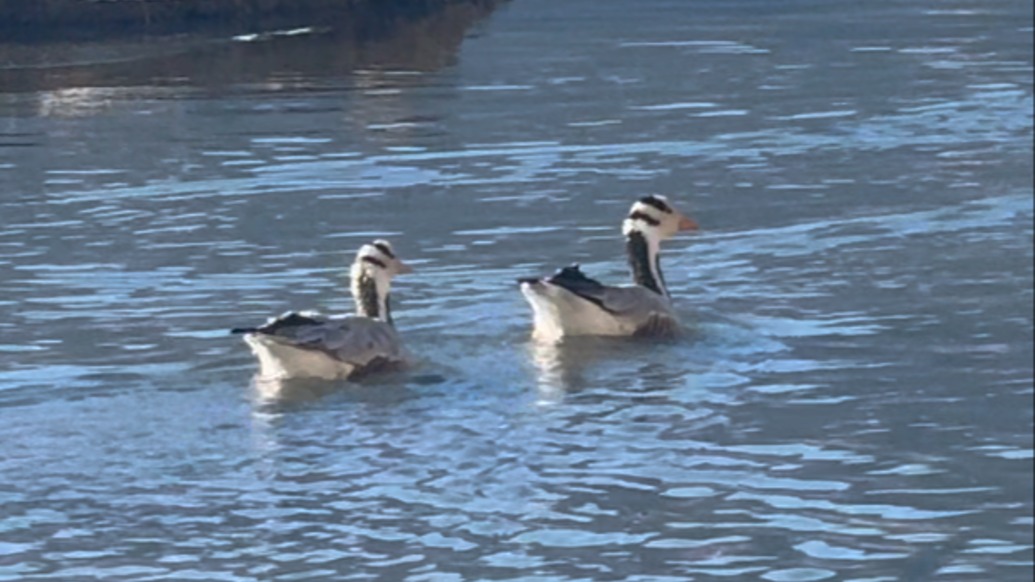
0, 0, 507, 94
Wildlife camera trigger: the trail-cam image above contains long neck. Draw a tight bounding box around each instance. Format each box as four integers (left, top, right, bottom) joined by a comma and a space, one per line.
625, 230, 667, 297
353, 272, 393, 324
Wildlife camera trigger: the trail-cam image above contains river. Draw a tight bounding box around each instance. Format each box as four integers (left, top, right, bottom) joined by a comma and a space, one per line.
0, 0, 1032, 580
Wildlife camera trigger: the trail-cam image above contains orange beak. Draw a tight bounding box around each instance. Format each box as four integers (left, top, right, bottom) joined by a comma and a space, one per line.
396, 260, 414, 275
678, 214, 699, 231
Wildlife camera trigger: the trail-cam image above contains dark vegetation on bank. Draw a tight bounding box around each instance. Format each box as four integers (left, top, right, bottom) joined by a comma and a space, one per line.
0, 0, 498, 41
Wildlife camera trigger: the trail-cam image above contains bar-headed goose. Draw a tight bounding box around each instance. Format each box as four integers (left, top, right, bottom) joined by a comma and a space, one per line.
232, 240, 413, 380
519, 195, 698, 342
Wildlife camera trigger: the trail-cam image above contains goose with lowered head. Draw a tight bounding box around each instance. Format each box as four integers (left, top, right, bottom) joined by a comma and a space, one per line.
518, 195, 698, 342
232, 240, 413, 380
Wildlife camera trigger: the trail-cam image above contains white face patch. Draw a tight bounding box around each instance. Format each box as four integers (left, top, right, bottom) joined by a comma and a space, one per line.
622, 204, 665, 239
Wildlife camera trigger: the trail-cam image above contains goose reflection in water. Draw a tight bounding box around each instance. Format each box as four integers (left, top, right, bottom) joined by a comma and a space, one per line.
251, 376, 345, 403
528, 339, 587, 405
529, 331, 708, 407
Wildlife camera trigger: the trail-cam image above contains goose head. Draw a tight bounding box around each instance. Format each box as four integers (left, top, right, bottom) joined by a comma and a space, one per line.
350, 239, 412, 323
621, 194, 698, 243
621, 195, 697, 297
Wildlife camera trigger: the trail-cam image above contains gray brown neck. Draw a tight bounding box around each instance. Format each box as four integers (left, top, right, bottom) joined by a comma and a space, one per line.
625, 230, 667, 297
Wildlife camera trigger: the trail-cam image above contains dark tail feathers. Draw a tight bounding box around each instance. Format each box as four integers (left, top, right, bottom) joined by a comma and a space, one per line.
546, 263, 605, 292
519, 263, 592, 286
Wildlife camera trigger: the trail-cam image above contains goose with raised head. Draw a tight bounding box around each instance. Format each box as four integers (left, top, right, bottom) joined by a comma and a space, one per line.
518, 195, 698, 342
232, 240, 413, 380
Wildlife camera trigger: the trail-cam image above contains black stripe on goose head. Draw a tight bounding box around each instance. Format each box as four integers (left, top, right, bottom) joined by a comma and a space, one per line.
638, 195, 673, 214
372, 241, 395, 259
627, 210, 661, 227
362, 255, 388, 269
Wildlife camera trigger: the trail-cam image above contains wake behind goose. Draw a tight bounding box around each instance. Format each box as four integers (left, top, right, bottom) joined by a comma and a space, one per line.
232, 240, 413, 380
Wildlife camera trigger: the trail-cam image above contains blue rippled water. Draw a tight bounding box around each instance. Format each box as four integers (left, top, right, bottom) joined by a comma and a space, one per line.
0, 0, 1032, 580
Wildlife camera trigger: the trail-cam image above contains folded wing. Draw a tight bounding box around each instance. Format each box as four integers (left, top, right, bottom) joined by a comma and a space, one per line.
544, 265, 680, 337
236, 310, 408, 369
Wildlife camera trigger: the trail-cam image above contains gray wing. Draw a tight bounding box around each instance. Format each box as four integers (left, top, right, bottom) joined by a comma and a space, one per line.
246, 312, 409, 368
298, 317, 407, 366
583, 285, 678, 321
632, 310, 683, 338
542, 264, 681, 336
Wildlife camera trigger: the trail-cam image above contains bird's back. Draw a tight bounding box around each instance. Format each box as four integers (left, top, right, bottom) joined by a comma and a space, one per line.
239, 312, 409, 379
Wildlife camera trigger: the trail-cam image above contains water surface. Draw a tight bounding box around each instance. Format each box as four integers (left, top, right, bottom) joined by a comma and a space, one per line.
1, 0, 1032, 580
